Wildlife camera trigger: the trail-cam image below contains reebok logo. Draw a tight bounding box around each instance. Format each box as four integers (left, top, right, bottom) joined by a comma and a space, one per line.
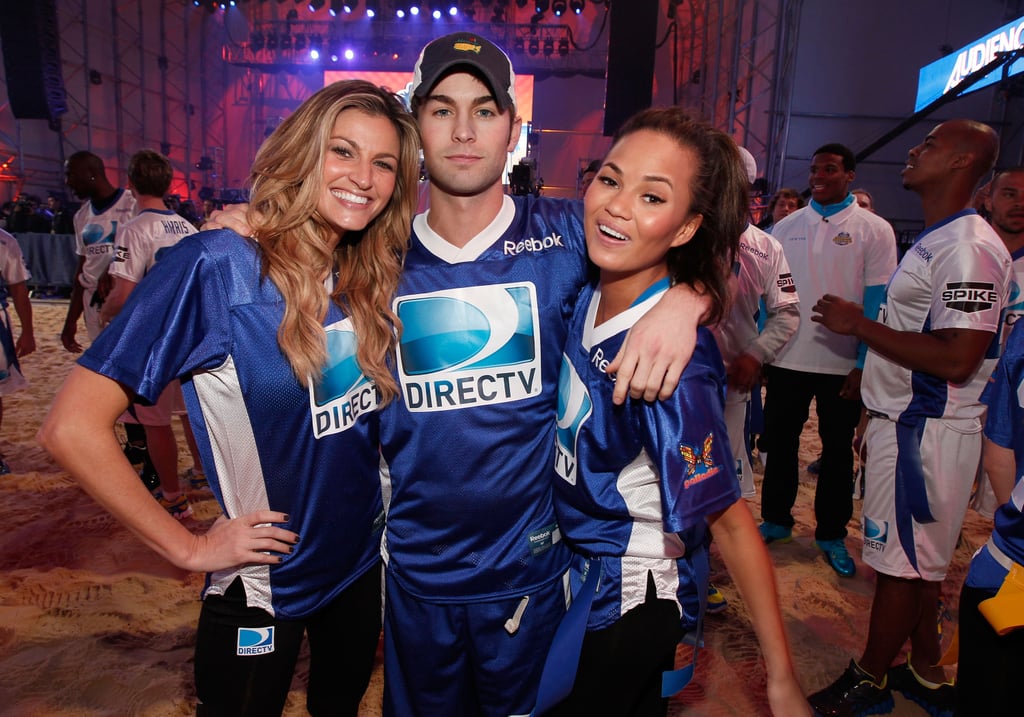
395, 283, 542, 412
309, 320, 380, 438
504, 232, 564, 256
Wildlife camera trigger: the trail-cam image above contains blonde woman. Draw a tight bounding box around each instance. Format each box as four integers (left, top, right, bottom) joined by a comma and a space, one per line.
38, 80, 420, 716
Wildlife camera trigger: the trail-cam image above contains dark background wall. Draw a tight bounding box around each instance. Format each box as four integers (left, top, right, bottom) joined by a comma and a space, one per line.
1, 0, 1020, 228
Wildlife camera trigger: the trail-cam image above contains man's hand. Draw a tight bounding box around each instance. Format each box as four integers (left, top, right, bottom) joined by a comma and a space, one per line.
15, 332, 36, 358
95, 271, 114, 301
839, 367, 862, 401
727, 352, 761, 392
206, 203, 253, 236
608, 283, 709, 404
811, 294, 863, 336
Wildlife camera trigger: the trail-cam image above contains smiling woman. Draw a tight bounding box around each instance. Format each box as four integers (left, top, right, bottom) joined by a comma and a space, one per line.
36, 80, 421, 717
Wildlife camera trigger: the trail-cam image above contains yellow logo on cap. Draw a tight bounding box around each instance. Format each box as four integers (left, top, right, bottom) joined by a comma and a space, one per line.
453, 38, 483, 54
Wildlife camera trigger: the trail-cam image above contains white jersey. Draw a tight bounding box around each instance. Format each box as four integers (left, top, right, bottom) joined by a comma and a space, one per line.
862, 210, 1011, 422
73, 188, 137, 291
713, 223, 799, 366
0, 229, 30, 289
772, 200, 897, 374
996, 245, 1024, 351
0, 229, 29, 395
109, 209, 197, 283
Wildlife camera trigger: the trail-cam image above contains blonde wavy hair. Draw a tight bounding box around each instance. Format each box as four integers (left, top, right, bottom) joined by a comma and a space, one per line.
247, 80, 420, 402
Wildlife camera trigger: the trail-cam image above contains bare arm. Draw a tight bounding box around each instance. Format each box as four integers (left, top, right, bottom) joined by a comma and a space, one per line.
99, 276, 137, 327
608, 283, 711, 404
707, 499, 812, 716
38, 366, 298, 571
61, 256, 87, 353
812, 294, 993, 384
7, 280, 34, 357
982, 437, 1017, 506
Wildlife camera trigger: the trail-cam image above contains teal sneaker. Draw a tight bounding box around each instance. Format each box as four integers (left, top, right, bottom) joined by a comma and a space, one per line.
758, 521, 793, 544
814, 538, 856, 577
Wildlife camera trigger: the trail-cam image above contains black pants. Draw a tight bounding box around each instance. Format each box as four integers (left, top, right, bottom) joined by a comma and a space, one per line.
760, 366, 861, 540
195, 563, 382, 717
547, 572, 683, 717
955, 582, 1024, 716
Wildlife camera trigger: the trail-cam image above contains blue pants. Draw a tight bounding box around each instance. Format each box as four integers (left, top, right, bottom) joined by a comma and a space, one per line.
383, 568, 568, 717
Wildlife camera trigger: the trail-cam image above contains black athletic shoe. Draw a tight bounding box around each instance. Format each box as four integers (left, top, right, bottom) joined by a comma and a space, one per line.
887, 663, 953, 717
808, 660, 894, 717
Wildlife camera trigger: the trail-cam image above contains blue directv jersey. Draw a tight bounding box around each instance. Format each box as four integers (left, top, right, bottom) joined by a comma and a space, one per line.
379, 194, 587, 601
79, 229, 384, 620
975, 323, 1024, 590
553, 280, 740, 630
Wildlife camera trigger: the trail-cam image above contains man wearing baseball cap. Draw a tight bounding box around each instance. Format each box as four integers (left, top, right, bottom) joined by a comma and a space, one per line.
377, 32, 707, 716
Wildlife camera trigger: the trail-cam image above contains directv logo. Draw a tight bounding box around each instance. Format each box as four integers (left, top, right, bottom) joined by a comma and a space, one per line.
554, 355, 593, 485
863, 516, 888, 553
237, 626, 275, 656
81, 221, 116, 247
395, 283, 542, 412
309, 321, 379, 438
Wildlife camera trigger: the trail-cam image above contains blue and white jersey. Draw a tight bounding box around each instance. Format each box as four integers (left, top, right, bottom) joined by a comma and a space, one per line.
862, 210, 1011, 423
80, 230, 384, 620
996, 245, 1024, 351
973, 324, 1024, 590
73, 188, 136, 291
379, 194, 586, 601
553, 280, 740, 630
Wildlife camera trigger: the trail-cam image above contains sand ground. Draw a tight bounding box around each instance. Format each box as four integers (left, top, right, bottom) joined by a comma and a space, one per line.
0, 301, 992, 716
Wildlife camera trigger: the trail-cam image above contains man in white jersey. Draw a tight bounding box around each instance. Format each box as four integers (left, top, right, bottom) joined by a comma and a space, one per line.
758, 143, 897, 578
809, 119, 1007, 717
61, 151, 137, 353
101, 149, 199, 521
973, 167, 1024, 517
713, 148, 800, 499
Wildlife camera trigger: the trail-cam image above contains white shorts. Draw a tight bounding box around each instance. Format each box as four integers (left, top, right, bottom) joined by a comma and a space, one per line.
83, 289, 103, 342
969, 469, 999, 519
861, 415, 981, 581
724, 389, 756, 498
